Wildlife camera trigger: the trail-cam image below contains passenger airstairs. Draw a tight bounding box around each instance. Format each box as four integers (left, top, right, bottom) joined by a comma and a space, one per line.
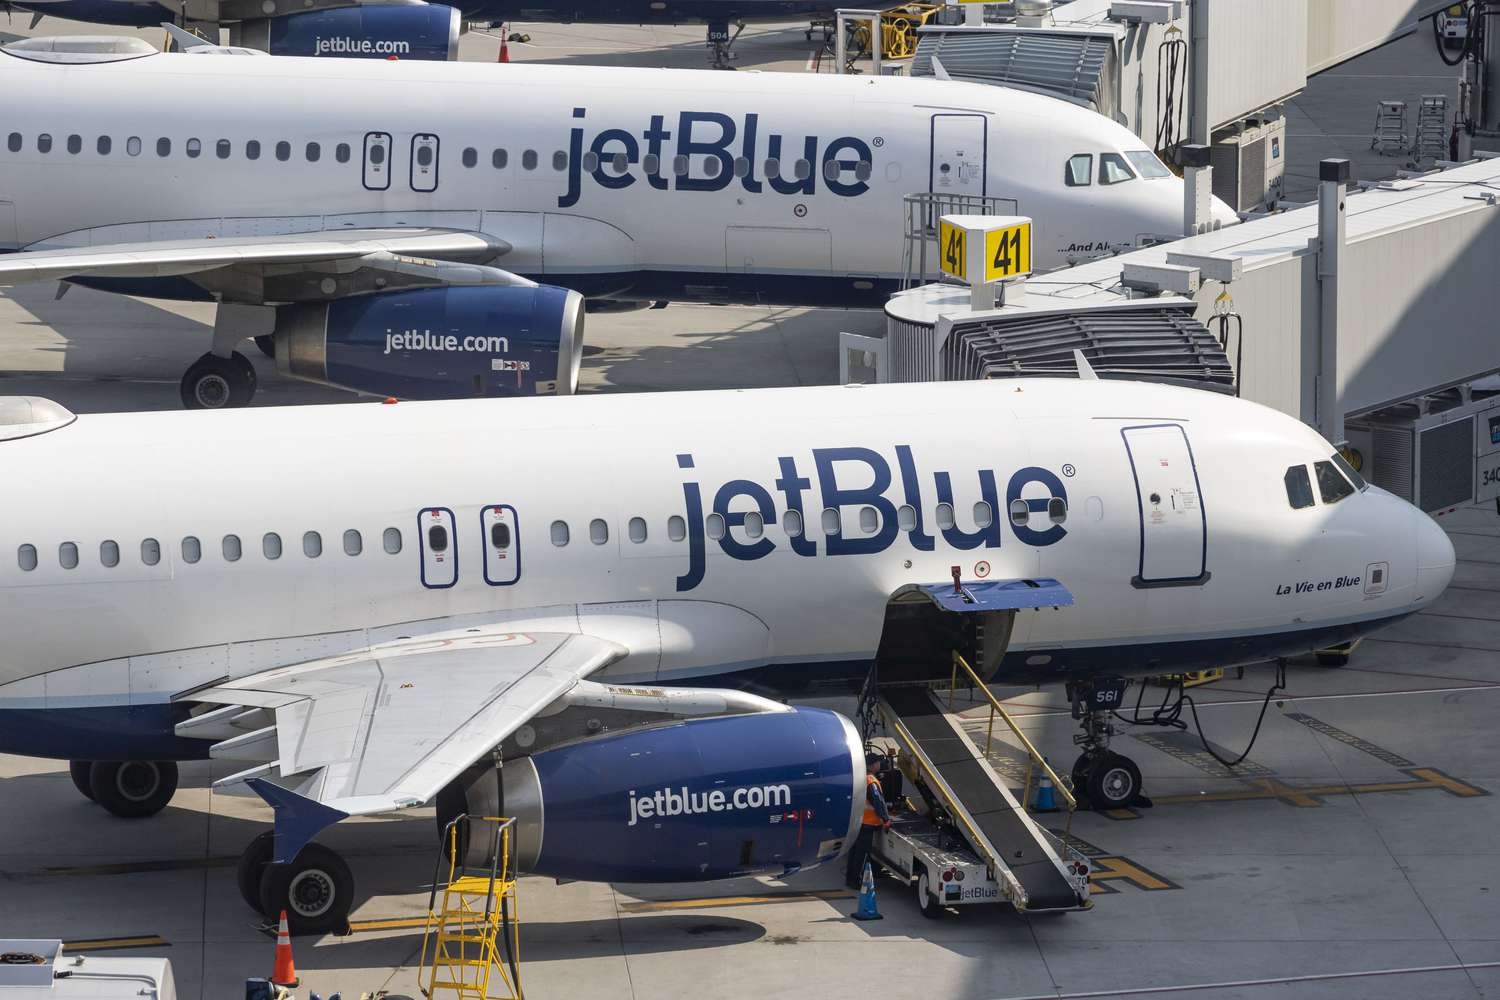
870, 652, 1091, 913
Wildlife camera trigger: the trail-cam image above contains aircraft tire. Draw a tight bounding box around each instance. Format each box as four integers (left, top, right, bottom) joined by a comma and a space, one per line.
238, 831, 276, 912
69, 760, 95, 801
258, 842, 354, 935
254, 335, 276, 359
180, 351, 257, 409
1085, 753, 1141, 811
88, 760, 178, 818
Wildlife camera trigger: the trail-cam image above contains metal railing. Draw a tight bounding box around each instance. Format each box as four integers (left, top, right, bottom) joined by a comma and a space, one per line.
901, 192, 1020, 288
946, 651, 1077, 822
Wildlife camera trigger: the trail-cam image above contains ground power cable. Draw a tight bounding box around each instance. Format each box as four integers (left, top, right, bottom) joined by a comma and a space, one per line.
1112, 660, 1286, 768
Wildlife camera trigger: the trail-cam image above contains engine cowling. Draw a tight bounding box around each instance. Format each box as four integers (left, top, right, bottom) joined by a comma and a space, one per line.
501, 708, 863, 883
276, 285, 585, 398
241, 4, 461, 60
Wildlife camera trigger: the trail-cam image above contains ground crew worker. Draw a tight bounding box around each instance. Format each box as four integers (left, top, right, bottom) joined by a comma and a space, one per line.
845, 751, 892, 888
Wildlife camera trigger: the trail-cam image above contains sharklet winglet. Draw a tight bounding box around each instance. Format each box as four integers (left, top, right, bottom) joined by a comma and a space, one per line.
246, 776, 350, 864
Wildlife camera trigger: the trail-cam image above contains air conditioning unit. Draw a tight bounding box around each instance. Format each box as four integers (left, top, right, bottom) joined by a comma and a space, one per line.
1210, 117, 1286, 212
1346, 392, 1500, 513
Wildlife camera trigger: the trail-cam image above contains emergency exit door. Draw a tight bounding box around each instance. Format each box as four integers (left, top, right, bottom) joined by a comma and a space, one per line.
480, 504, 520, 586
363, 132, 392, 191
418, 506, 458, 589
929, 114, 987, 197
1121, 424, 1208, 587
411, 134, 439, 192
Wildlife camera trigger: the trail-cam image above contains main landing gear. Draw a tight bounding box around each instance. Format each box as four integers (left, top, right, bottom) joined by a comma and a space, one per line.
707, 19, 745, 69
180, 351, 258, 409
237, 832, 355, 936
1065, 679, 1150, 812
68, 760, 179, 818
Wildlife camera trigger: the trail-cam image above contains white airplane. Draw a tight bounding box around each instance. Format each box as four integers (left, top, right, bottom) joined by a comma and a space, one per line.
0, 377, 1453, 930
0, 37, 1233, 408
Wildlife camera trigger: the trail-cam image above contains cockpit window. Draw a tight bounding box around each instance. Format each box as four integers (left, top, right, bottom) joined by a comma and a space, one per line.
1099, 153, 1136, 185
1125, 150, 1172, 179
1314, 460, 1356, 505
1064, 153, 1092, 187
1330, 451, 1367, 491
1284, 465, 1315, 510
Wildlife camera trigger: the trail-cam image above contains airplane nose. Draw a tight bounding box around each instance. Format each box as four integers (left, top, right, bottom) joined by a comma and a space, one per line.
1210, 196, 1240, 229
1415, 512, 1456, 601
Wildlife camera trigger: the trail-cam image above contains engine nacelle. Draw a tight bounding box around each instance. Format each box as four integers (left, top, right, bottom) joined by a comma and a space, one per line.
240, 4, 460, 60
276, 285, 584, 398
502, 708, 863, 883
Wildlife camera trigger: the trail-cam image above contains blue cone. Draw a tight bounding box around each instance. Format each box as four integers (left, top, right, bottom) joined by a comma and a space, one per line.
851, 860, 883, 920
1033, 775, 1058, 812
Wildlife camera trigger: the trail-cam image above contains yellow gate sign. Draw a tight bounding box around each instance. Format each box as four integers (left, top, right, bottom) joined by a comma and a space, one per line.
983, 220, 1030, 282
939, 217, 967, 281
936, 214, 1034, 287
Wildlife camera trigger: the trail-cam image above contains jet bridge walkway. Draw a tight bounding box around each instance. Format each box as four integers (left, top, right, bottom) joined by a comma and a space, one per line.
871, 650, 1090, 914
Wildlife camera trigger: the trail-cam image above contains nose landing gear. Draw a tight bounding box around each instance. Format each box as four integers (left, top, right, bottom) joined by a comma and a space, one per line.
707, 20, 745, 69
1066, 679, 1151, 812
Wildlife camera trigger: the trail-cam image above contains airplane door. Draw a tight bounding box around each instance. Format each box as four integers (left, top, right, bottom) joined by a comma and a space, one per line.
481, 504, 520, 586
1121, 424, 1208, 587
929, 114, 987, 197
411, 133, 439, 192
418, 506, 458, 589
364, 132, 392, 191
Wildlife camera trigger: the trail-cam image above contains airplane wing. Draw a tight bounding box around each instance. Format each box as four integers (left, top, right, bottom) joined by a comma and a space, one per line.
176, 627, 627, 861
0, 228, 514, 289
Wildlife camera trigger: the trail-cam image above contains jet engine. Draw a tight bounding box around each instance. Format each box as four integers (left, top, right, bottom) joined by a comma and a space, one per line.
239, 4, 461, 60
501, 707, 863, 883
274, 284, 585, 398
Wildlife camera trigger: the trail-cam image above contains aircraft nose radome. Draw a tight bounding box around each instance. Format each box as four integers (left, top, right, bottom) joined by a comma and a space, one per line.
1416, 512, 1456, 601
1211, 196, 1240, 229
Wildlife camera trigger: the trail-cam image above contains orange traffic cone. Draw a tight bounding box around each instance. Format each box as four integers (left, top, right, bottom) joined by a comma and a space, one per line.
271, 910, 299, 988
498, 25, 510, 63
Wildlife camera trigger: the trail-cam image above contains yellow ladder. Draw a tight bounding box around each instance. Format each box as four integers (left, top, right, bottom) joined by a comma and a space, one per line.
419, 816, 522, 1000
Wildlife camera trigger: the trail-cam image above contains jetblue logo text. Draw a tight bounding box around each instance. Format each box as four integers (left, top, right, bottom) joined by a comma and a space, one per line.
560, 108, 874, 208
627, 783, 792, 826
383, 330, 511, 355
314, 36, 410, 55
674, 447, 1068, 591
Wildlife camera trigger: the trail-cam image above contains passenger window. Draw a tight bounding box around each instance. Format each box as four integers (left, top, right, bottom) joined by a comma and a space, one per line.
418, 145, 435, 167
897, 504, 917, 531
246, 140, 260, 160
1048, 498, 1068, 524
643, 152, 659, 173
1009, 499, 1030, 526
589, 518, 609, 544
59, 541, 78, 569
156, 137, 170, 157
744, 511, 764, 538
275, 141, 290, 162
1064, 153, 1092, 187
1099, 152, 1135, 185
100, 540, 119, 567
822, 158, 840, 182
855, 161, 872, 181
794, 159, 812, 180
425, 525, 446, 553
343, 529, 362, 556
17, 544, 37, 571
627, 517, 646, 543
490, 522, 511, 548
462, 147, 477, 168
859, 506, 879, 534
181, 536, 201, 564
550, 520, 569, 546
492, 148, 507, 169
382, 527, 402, 554
186, 138, 201, 158
703, 156, 721, 178
522, 149, 537, 170
126, 136, 141, 156
734, 156, 750, 178
263, 532, 282, 559
305, 142, 320, 162
935, 503, 955, 530
552, 150, 567, 171
5, 133, 19, 153
764, 157, 780, 177
973, 501, 993, 528
216, 139, 231, 159
1314, 461, 1355, 505
222, 535, 241, 561
336, 143, 351, 163
1284, 465, 1315, 509
672, 154, 689, 176
821, 508, 841, 536
668, 515, 687, 541
706, 512, 727, 540
37, 134, 52, 153
783, 509, 803, 537
141, 538, 160, 565
66, 134, 81, 154
303, 530, 322, 557
97, 136, 111, 155
1331, 451, 1367, 491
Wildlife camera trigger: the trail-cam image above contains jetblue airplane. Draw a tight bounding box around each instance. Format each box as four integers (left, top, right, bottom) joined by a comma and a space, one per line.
0, 378, 1454, 930
0, 40, 1232, 407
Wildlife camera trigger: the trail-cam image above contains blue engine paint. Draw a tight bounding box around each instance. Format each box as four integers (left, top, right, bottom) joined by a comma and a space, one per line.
525, 707, 858, 883
13, 0, 168, 27
319, 284, 568, 399
0, 702, 211, 761
267, 5, 458, 59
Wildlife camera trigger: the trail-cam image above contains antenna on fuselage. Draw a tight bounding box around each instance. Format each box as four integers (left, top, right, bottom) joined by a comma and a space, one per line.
929, 55, 952, 81
1073, 349, 1099, 380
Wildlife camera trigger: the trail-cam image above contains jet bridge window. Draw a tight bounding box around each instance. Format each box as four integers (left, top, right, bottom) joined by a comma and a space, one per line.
5, 133, 19, 153
1284, 465, 1315, 509
66, 134, 81, 154
59, 542, 77, 570
96, 136, 110, 155
1125, 150, 1171, 179
37, 134, 52, 153
17, 544, 36, 571
1314, 460, 1355, 505
1099, 153, 1136, 185
1064, 154, 1092, 186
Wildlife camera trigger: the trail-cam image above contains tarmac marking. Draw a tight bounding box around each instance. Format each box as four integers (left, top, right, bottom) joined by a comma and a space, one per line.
1101, 766, 1488, 817
1049, 830, 1180, 893
347, 917, 430, 933
62, 935, 170, 951
619, 889, 855, 913
1130, 731, 1275, 778
1283, 712, 1416, 766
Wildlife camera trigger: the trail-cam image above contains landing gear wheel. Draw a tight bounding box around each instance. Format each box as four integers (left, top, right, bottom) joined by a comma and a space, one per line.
1085, 752, 1142, 811
916, 870, 945, 919
237, 831, 276, 912
258, 842, 354, 935
69, 760, 95, 801
180, 351, 257, 409
87, 760, 178, 818
253, 335, 276, 359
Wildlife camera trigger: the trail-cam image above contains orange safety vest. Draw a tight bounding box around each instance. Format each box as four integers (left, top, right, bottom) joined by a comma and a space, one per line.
862, 773, 884, 826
